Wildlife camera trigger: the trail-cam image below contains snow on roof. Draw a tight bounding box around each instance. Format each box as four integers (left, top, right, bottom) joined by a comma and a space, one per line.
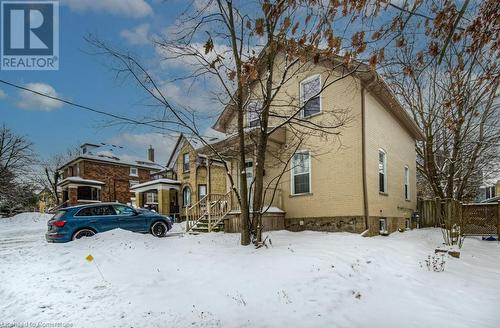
130, 178, 181, 191
58, 177, 105, 186
60, 144, 164, 171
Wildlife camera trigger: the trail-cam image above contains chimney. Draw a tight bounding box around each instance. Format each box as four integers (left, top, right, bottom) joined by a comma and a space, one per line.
148, 145, 155, 162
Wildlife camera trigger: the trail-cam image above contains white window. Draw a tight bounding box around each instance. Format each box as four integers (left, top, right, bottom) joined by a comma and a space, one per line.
146, 192, 158, 204
485, 186, 496, 199
379, 218, 387, 233
300, 75, 321, 117
404, 166, 410, 200
198, 184, 207, 205
183, 186, 192, 207
130, 167, 138, 177
378, 149, 387, 193
291, 151, 311, 195
183, 153, 190, 172
247, 100, 262, 128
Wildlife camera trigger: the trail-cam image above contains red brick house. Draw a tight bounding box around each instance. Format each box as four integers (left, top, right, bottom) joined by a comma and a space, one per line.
58, 143, 163, 207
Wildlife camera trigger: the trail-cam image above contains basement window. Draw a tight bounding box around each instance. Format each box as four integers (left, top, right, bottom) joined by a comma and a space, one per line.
379, 218, 387, 234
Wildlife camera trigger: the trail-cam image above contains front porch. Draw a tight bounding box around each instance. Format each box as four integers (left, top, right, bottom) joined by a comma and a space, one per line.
130, 179, 181, 218
58, 177, 105, 207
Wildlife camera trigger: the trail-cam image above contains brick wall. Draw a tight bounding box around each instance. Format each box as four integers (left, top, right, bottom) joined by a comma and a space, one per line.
80, 160, 152, 204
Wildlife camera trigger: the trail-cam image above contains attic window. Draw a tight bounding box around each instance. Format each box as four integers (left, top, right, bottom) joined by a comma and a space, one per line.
300, 75, 321, 117
130, 167, 138, 177
247, 100, 262, 128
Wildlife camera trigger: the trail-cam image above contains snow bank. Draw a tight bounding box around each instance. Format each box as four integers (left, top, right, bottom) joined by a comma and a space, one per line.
0, 214, 499, 328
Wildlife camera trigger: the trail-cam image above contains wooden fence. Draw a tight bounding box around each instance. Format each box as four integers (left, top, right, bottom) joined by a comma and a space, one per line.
417, 198, 500, 236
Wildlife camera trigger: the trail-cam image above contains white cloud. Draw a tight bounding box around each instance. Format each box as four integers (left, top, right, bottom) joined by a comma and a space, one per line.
121, 23, 151, 45
16, 83, 64, 112
0, 89, 7, 99
61, 0, 152, 18
107, 132, 179, 164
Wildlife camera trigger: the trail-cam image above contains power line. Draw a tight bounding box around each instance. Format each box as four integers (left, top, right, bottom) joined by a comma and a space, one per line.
0, 79, 181, 136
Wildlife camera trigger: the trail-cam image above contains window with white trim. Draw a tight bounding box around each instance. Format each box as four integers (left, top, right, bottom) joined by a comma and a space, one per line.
378, 149, 387, 193
146, 192, 158, 204
300, 75, 321, 117
485, 186, 496, 199
129, 180, 139, 189
404, 166, 410, 200
291, 151, 311, 195
130, 167, 138, 177
247, 100, 262, 128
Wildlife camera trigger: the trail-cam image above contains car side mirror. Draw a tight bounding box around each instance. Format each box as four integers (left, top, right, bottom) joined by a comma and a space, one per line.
132, 209, 140, 216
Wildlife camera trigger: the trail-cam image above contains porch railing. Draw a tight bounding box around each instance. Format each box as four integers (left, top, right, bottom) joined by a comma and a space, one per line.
185, 191, 234, 232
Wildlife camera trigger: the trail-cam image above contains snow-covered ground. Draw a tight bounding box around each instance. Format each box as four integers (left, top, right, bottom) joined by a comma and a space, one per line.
1, 213, 499, 328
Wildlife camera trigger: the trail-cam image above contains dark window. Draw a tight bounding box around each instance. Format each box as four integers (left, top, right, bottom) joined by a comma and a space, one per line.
300, 75, 321, 117
247, 100, 262, 127
404, 166, 410, 200
379, 218, 387, 232
183, 153, 190, 172
379, 150, 387, 193
77, 187, 100, 201
485, 186, 496, 199
76, 205, 115, 217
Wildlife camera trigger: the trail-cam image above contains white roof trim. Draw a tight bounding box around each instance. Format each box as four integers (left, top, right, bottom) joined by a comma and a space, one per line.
58, 177, 105, 186
130, 179, 181, 193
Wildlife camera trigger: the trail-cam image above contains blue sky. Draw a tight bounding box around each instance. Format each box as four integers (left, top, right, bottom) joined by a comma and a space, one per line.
0, 0, 216, 164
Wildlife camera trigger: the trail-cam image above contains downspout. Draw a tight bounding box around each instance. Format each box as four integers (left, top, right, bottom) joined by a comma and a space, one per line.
361, 86, 369, 232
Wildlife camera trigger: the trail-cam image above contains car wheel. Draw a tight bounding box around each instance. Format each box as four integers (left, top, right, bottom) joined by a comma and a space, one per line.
151, 221, 167, 237
72, 229, 96, 240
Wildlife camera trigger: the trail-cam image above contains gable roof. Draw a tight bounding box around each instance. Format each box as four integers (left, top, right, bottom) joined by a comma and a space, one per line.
211, 49, 424, 141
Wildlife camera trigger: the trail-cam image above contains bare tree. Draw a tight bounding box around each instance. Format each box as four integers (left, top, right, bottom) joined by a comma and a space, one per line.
0, 124, 36, 215
384, 31, 499, 201
36, 146, 81, 205
0, 124, 33, 196
87, 0, 383, 245
84, 0, 497, 245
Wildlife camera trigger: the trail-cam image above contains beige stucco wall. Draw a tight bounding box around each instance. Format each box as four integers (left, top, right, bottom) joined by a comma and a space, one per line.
364, 91, 417, 219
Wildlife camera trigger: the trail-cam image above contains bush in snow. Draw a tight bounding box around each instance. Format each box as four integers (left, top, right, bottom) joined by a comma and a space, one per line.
421, 254, 446, 272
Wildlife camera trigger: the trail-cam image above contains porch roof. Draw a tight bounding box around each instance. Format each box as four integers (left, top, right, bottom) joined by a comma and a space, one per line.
58, 177, 105, 188
130, 178, 181, 193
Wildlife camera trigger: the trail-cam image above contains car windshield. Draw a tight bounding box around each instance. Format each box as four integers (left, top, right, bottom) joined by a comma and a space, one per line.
52, 210, 66, 220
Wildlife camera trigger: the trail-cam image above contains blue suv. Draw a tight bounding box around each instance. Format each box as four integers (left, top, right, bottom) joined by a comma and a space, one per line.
45, 203, 173, 243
